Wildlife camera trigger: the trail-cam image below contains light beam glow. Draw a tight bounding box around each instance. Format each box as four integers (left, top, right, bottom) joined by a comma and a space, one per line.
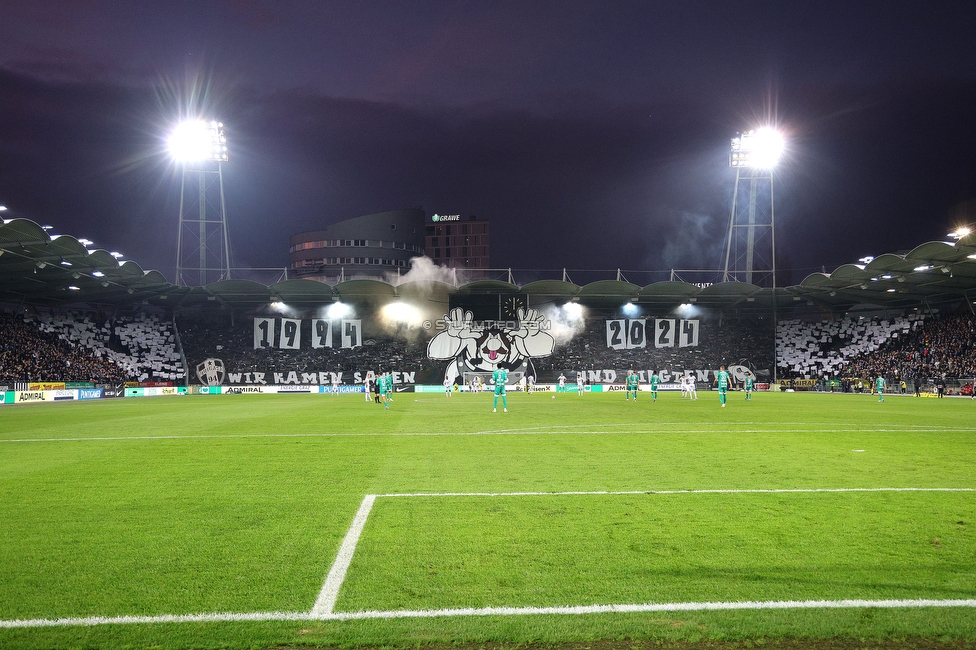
380, 301, 423, 327
168, 120, 228, 163
730, 127, 785, 169
326, 302, 353, 319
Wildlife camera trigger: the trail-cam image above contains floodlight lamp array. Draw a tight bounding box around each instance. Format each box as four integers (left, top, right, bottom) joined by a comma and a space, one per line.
168, 120, 229, 163
730, 127, 784, 169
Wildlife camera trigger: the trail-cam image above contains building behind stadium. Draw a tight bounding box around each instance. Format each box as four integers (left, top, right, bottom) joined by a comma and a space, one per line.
289, 209, 426, 283
289, 209, 491, 283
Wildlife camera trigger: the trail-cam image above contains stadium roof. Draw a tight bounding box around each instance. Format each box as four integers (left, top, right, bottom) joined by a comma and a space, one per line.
4, 217, 976, 312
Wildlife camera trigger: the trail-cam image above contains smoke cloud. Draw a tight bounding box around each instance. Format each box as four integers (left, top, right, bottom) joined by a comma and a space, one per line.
385, 256, 458, 286
538, 302, 587, 347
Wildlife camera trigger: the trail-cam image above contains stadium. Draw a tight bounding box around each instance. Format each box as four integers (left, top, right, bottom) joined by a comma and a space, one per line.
2, 179, 976, 650
6, 1, 976, 647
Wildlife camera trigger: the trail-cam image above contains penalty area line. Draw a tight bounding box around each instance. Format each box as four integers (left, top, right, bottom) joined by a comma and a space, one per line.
311, 494, 376, 616
3, 599, 976, 628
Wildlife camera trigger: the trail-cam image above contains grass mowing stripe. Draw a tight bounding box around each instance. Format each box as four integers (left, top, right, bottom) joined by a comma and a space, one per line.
5, 487, 971, 629
340, 490, 975, 612
3, 392, 975, 647
3, 599, 976, 628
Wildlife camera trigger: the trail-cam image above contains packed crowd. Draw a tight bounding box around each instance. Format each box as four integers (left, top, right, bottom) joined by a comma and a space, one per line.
777, 313, 924, 379
537, 315, 775, 377
0, 312, 128, 383
12, 304, 972, 388
178, 313, 434, 384
178, 311, 776, 385
844, 313, 976, 381
0, 309, 185, 384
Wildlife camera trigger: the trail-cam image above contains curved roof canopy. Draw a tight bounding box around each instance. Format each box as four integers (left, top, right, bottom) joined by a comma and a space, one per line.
5, 218, 976, 311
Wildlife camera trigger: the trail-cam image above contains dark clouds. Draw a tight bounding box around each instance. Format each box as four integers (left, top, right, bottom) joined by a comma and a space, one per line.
1, 2, 975, 283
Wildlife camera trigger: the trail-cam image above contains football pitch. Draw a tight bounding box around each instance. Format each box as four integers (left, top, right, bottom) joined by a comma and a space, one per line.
1, 390, 974, 649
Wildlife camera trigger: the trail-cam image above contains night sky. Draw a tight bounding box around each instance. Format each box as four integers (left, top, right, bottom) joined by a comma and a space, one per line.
1, 1, 975, 284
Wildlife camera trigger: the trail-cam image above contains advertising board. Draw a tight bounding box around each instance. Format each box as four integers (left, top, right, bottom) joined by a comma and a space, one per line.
15, 391, 47, 403
28, 382, 66, 391
124, 387, 188, 397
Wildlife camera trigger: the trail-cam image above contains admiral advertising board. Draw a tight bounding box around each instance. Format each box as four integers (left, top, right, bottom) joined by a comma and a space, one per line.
15, 391, 48, 403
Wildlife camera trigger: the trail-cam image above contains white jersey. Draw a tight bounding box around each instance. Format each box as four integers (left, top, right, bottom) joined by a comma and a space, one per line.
558, 375, 566, 387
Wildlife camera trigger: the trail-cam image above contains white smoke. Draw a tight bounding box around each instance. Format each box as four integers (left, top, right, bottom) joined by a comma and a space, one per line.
539, 302, 587, 346
654, 211, 724, 270
385, 256, 457, 286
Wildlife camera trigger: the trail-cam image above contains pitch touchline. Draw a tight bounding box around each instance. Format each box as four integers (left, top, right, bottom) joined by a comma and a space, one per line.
376, 487, 976, 498
4, 599, 976, 628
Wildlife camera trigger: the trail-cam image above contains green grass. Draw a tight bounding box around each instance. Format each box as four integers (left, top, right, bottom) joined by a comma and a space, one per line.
1, 390, 974, 649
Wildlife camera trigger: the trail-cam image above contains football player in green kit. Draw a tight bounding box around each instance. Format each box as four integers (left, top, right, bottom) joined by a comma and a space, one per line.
650, 371, 660, 402
714, 365, 730, 407
875, 375, 886, 402
492, 367, 508, 412
625, 370, 639, 401
744, 374, 754, 401
379, 372, 390, 410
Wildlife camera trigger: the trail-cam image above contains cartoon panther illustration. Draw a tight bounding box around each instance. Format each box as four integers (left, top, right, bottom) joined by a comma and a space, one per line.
728, 364, 757, 384
427, 307, 554, 386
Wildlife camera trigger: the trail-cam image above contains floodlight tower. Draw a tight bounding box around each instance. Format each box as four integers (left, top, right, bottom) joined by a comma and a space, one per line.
170, 120, 231, 286
723, 127, 783, 287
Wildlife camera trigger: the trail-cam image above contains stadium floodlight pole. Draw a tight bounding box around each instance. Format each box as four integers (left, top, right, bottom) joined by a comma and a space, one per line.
724, 127, 783, 284
724, 127, 784, 383
169, 119, 231, 286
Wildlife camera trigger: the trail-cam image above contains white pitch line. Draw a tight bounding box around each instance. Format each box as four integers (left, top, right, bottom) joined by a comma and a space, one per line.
3, 598, 976, 628
1, 425, 969, 444
377, 487, 976, 498
323, 598, 976, 620
311, 494, 376, 616
0, 611, 312, 628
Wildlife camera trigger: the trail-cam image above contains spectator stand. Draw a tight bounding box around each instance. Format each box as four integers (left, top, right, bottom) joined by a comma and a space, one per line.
1, 307, 185, 385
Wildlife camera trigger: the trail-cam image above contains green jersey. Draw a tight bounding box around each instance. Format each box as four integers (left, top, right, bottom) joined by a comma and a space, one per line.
492, 369, 508, 392
626, 374, 639, 390
875, 377, 886, 392
650, 374, 659, 389
716, 370, 730, 390
744, 376, 754, 391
